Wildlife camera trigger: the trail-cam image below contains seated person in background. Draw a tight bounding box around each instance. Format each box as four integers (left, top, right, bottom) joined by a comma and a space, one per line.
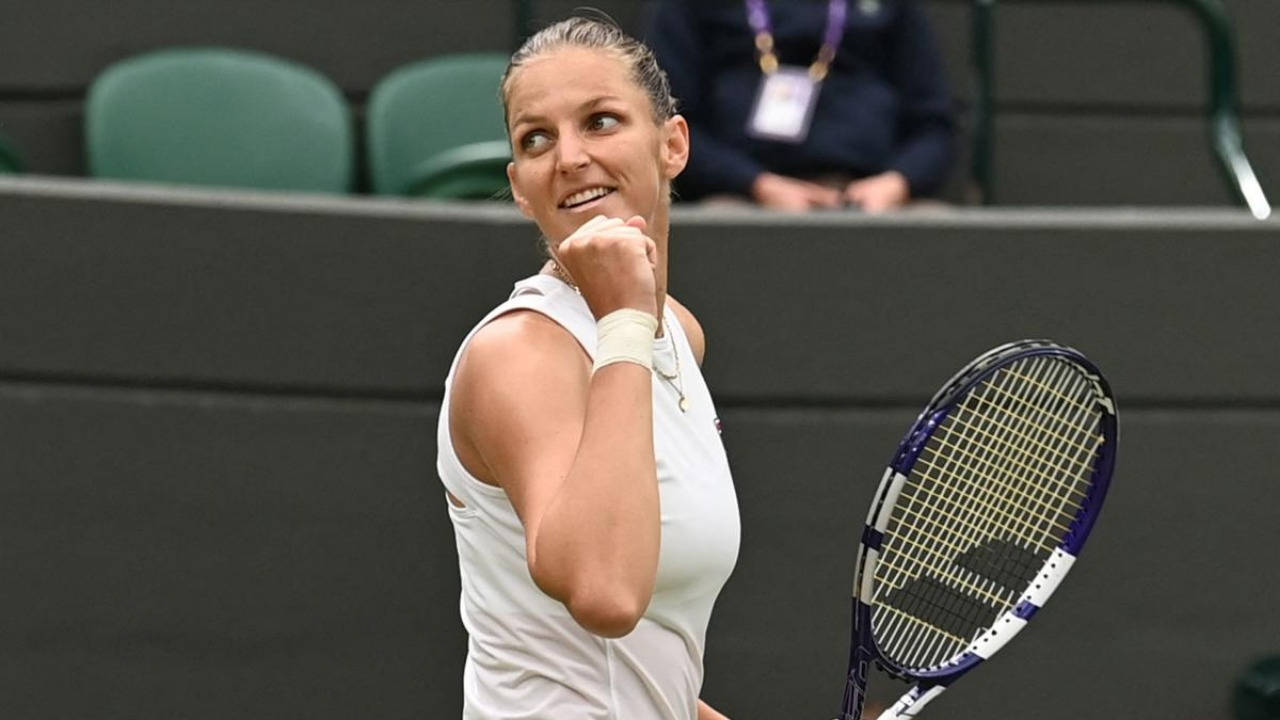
646, 0, 955, 212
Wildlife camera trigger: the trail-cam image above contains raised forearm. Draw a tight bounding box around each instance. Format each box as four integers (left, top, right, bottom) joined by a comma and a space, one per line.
532, 361, 660, 635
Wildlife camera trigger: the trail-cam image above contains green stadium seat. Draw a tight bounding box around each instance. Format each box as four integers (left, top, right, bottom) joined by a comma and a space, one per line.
86, 47, 354, 193
366, 53, 511, 199
0, 133, 22, 174
1235, 655, 1280, 720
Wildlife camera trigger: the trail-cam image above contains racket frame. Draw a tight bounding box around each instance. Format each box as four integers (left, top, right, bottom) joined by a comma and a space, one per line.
842, 340, 1118, 720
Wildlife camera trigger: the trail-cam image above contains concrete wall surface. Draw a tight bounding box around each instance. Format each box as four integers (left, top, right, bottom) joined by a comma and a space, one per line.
1, 176, 1278, 719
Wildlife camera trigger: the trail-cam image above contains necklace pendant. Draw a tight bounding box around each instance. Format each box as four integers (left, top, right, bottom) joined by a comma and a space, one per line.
678, 396, 689, 413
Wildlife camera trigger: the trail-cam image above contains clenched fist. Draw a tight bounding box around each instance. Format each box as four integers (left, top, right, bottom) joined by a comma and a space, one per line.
556, 214, 659, 319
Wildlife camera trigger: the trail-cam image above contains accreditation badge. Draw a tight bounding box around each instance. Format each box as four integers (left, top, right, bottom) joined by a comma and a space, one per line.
746, 65, 821, 143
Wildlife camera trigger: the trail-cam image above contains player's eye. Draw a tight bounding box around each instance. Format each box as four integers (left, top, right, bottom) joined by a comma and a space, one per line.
519, 130, 551, 153
587, 113, 620, 132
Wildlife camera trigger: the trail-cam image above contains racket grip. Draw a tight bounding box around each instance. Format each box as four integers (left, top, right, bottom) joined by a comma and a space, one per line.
841, 645, 875, 720
880, 684, 947, 720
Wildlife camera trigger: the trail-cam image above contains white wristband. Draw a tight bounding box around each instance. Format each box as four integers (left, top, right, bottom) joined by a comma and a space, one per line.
592, 308, 659, 372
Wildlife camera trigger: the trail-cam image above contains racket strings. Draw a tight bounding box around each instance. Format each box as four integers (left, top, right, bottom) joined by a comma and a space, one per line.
939, 409, 1097, 497
874, 538, 1013, 606
951, 536, 1046, 590
923, 357, 1089, 586
911, 454, 1072, 544
970, 378, 1103, 462
891, 359, 1088, 576
911, 387, 1100, 544
875, 357, 1097, 665
922, 357, 1097, 551
872, 366, 1060, 666
871, 357, 1104, 671
927, 417, 1098, 543
961, 363, 1103, 544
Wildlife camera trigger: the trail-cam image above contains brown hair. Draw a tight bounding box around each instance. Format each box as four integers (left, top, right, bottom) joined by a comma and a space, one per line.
500, 15, 678, 125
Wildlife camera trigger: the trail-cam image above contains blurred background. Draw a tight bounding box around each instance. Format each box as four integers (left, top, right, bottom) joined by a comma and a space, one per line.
1, 1, 1278, 719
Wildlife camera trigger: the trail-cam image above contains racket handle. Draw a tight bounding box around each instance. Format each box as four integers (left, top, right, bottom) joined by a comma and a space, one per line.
840, 645, 875, 720
880, 685, 947, 719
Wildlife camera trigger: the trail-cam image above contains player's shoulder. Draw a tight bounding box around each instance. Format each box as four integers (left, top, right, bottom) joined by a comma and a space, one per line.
665, 294, 706, 366
461, 309, 587, 381
450, 309, 591, 487
452, 308, 590, 437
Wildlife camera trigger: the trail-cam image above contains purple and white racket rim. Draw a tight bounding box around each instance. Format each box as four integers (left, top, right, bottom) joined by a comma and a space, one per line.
848, 340, 1118, 694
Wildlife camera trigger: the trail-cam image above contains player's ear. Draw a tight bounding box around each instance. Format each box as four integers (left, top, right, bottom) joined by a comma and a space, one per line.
507, 161, 534, 219
661, 114, 690, 180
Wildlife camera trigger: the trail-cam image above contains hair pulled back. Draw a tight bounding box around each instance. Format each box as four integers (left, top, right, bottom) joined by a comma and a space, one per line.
501, 16, 678, 124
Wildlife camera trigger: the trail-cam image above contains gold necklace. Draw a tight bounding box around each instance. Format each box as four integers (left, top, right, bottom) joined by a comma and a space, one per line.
551, 262, 687, 412
655, 318, 689, 413
550, 260, 577, 290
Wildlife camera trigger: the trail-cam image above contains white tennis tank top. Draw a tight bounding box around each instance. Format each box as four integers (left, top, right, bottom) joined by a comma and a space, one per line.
437, 274, 740, 720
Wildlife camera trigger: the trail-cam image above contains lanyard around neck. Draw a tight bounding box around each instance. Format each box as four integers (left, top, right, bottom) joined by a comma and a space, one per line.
745, 0, 849, 80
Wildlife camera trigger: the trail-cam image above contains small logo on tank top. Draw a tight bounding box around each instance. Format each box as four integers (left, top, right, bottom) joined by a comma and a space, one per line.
714, 417, 723, 435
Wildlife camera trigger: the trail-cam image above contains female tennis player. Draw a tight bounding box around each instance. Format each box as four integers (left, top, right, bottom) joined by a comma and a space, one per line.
437, 17, 740, 720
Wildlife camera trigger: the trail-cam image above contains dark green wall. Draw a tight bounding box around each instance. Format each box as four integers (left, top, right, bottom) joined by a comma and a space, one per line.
2, 177, 1278, 718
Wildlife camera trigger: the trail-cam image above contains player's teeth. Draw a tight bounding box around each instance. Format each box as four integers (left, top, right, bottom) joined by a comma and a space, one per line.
564, 188, 609, 206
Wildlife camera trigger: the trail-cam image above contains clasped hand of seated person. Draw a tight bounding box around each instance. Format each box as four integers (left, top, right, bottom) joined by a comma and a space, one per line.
751, 170, 910, 213
843, 170, 910, 213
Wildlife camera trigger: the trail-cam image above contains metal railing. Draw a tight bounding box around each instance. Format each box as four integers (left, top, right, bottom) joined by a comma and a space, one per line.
972, 0, 1271, 218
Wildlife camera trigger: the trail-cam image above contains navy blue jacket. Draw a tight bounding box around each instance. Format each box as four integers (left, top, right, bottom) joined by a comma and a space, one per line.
646, 0, 955, 199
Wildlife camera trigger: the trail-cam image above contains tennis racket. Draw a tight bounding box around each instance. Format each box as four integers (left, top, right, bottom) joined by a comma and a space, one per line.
841, 339, 1118, 719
